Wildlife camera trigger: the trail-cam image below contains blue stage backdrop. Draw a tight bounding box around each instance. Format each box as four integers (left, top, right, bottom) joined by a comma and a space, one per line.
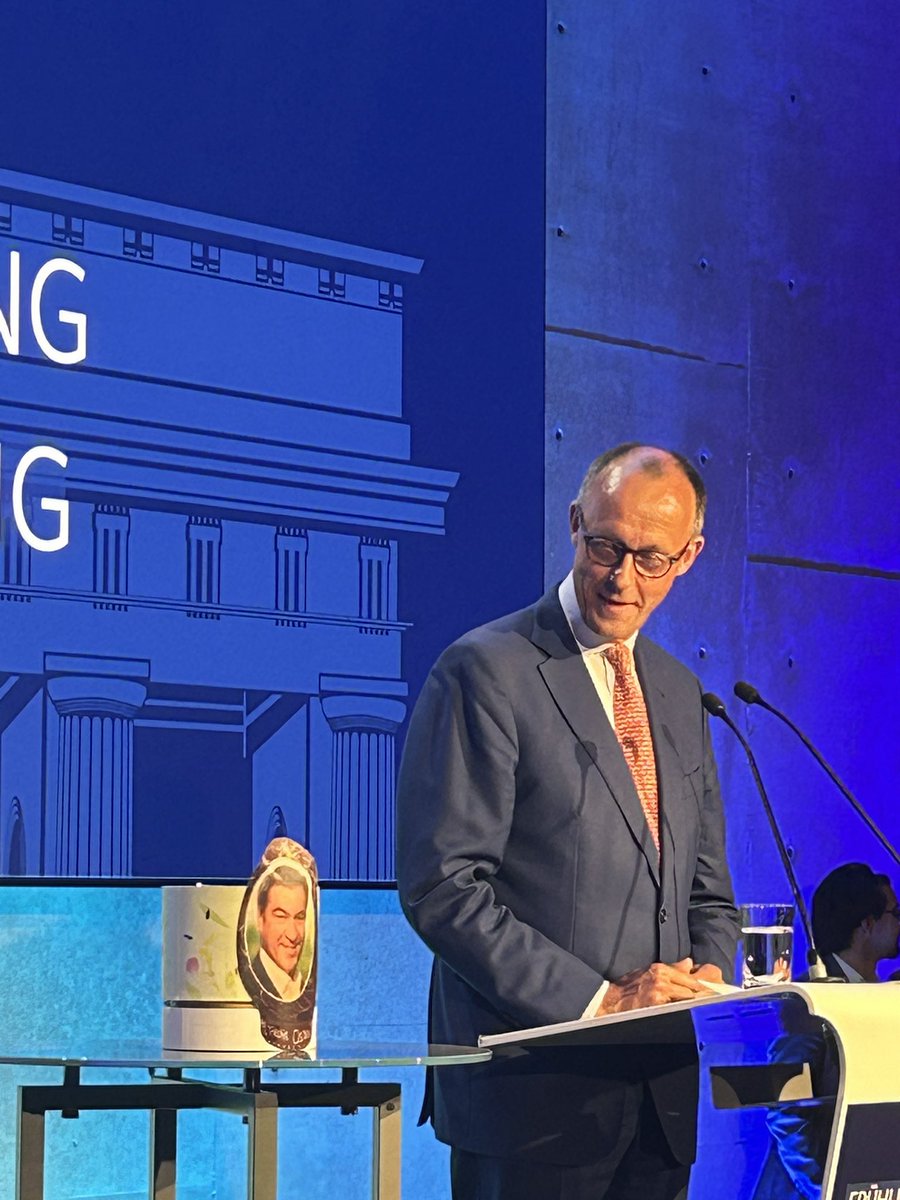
0, 2, 546, 880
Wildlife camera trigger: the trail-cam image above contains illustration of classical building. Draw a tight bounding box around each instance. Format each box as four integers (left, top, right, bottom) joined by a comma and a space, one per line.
0, 168, 457, 880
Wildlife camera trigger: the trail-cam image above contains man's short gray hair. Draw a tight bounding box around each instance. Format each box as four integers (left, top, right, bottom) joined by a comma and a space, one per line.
574, 442, 707, 535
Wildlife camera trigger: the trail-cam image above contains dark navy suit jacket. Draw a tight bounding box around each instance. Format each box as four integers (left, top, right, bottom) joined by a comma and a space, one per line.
396, 586, 739, 1165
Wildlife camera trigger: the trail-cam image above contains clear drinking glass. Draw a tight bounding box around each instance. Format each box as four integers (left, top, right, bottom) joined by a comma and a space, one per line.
739, 903, 794, 987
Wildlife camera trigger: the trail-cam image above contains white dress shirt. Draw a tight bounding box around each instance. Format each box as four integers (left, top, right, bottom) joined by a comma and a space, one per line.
558, 571, 641, 730
259, 945, 302, 1000
832, 953, 865, 982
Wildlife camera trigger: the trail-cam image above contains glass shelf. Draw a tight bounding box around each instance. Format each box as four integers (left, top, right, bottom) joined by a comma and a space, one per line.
0, 1039, 490, 1071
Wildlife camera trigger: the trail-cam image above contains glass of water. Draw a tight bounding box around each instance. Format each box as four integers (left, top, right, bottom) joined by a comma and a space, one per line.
739, 903, 794, 987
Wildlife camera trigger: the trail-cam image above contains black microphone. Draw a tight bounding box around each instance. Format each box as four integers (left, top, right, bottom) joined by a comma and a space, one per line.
734, 681, 761, 706
702, 692, 830, 981
701, 692, 728, 720
734, 681, 899, 866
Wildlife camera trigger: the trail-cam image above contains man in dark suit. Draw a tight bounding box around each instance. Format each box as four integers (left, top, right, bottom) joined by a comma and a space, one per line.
811, 862, 900, 982
396, 443, 739, 1200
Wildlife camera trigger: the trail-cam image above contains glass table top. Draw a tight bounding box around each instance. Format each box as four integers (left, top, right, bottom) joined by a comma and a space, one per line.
0, 1040, 491, 1071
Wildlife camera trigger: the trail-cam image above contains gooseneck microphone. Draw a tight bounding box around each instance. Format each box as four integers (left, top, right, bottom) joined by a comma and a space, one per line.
701, 692, 830, 980
734, 681, 899, 865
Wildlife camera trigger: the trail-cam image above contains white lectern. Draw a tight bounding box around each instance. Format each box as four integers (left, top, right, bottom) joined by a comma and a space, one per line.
481, 983, 900, 1199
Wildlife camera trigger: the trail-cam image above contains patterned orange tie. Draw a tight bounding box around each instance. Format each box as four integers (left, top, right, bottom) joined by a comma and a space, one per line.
603, 642, 660, 851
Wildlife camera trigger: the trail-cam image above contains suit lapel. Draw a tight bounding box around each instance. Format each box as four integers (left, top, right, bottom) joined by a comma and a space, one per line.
531, 589, 660, 886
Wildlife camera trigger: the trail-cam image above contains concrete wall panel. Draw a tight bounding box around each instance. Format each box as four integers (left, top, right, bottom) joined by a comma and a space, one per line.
547, 1, 752, 364
747, 2, 900, 568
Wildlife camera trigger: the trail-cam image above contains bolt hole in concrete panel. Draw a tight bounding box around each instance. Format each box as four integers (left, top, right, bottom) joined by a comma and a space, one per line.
701, 64, 711, 77
697, 448, 711, 467
554, 427, 564, 442
697, 256, 710, 271
697, 645, 708, 660
556, 21, 567, 33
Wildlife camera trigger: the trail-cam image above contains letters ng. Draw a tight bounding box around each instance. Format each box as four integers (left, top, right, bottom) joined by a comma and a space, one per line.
0, 251, 87, 365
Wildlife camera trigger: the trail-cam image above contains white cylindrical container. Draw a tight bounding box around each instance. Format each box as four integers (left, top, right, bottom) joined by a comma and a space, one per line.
162, 884, 271, 1052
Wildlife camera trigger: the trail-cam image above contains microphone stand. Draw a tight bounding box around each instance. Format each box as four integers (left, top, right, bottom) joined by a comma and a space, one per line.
702, 693, 837, 981
734, 681, 899, 867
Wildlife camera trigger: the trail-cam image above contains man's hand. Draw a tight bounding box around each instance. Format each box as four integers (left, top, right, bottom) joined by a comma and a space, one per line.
689, 961, 724, 985
594, 958, 721, 1015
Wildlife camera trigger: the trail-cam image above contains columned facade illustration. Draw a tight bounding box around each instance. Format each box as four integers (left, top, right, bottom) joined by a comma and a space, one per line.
322, 695, 407, 880
0, 167, 457, 879
47, 669, 148, 876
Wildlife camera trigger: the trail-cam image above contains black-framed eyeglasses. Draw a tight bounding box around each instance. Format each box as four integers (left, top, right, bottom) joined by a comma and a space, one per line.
576, 511, 694, 580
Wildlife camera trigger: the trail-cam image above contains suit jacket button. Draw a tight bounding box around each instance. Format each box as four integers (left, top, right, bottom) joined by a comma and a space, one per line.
658, 907, 668, 924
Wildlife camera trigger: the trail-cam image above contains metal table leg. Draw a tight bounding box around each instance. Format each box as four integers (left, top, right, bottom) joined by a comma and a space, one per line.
264, 1075, 402, 1200
371, 1092, 401, 1200
149, 1106, 177, 1200
246, 1089, 279, 1200
16, 1098, 45, 1200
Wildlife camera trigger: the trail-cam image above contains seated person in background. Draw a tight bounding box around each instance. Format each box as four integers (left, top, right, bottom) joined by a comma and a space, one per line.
753, 863, 899, 1198
811, 862, 900, 982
